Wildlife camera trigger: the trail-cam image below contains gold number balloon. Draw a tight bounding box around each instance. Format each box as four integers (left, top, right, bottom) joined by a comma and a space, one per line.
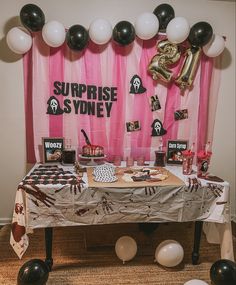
148, 39, 181, 82
175, 46, 202, 90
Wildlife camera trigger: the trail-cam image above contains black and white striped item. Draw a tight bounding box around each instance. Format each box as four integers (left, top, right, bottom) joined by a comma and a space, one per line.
93, 164, 117, 183
93, 164, 115, 176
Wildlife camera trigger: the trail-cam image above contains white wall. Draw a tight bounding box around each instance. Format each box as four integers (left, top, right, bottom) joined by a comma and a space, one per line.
0, 0, 235, 223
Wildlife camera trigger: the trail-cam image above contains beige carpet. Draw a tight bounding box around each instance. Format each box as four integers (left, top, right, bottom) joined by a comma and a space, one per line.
0, 222, 235, 285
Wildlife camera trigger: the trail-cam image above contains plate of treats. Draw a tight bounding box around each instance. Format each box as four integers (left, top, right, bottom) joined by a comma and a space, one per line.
118, 167, 169, 183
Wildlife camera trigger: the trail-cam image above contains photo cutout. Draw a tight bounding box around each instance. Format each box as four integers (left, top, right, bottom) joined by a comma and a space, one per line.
126, 120, 141, 132
174, 109, 188, 121
149, 95, 161, 111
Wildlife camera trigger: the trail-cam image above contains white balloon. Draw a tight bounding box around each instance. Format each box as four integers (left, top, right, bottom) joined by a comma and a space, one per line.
115, 236, 137, 263
166, 17, 190, 44
184, 280, 209, 285
155, 240, 184, 267
203, 34, 225, 57
42, 20, 66, 48
6, 27, 32, 54
135, 12, 159, 40
89, 18, 112, 45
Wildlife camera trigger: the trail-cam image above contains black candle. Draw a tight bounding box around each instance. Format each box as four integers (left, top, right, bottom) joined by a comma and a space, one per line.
62, 149, 76, 165
154, 151, 166, 167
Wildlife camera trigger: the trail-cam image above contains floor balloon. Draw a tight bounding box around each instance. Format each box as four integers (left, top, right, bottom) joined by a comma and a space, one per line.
115, 236, 137, 263
17, 259, 49, 285
184, 280, 209, 285
210, 259, 236, 285
155, 239, 184, 267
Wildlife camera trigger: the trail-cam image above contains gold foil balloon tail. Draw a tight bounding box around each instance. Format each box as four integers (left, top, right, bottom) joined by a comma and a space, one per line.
175, 46, 202, 90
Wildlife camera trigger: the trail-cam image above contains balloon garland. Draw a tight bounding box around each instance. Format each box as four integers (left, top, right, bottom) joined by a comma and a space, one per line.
6, 3, 226, 90
153, 3, 175, 32
66, 24, 89, 51
113, 21, 135, 46
42, 21, 66, 48
20, 4, 45, 32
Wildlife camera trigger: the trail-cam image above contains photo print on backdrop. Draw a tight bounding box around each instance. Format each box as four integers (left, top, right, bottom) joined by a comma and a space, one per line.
174, 109, 188, 121
149, 95, 161, 111
42, 137, 64, 163
129, 75, 147, 94
126, 120, 141, 132
166, 140, 188, 164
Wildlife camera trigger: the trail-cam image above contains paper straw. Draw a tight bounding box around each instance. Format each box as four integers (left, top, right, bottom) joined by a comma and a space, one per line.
159, 138, 163, 151
205, 141, 211, 153
190, 142, 195, 152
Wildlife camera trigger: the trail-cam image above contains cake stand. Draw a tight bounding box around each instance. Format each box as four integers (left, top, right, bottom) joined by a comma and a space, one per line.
79, 155, 106, 166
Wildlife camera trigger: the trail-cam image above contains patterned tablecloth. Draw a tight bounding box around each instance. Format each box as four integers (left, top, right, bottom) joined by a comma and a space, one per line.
10, 163, 234, 260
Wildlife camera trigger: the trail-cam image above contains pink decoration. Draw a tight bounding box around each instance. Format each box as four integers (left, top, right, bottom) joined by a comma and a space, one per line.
197, 54, 214, 151
49, 46, 64, 138
23, 46, 35, 163
23, 34, 220, 163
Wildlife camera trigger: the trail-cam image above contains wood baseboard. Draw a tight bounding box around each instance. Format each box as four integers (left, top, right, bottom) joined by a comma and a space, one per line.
0, 218, 11, 225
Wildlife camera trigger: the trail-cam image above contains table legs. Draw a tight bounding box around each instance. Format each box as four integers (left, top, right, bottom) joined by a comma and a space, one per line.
138, 223, 159, 235
45, 227, 53, 271
192, 221, 203, 265
43, 222, 205, 268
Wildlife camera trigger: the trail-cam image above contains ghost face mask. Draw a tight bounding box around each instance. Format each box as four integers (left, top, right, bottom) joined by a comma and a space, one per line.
46, 96, 64, 115
133, 77, 141, 93
50, 99, 58, 114
151, 119, 167, 136
129, 75, 147, 94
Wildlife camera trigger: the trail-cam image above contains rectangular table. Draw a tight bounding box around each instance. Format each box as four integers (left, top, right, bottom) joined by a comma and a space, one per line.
10, 163, 234, 270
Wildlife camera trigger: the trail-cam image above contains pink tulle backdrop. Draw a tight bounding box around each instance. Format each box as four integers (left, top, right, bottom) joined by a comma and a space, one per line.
23, 33, 221, 163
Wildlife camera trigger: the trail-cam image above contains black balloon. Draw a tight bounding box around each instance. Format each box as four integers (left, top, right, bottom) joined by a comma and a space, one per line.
20, 4, 45, 32
66, 25, 89, 51
17, 259, 49, 285
153, 4, 175, 32
188, 21, 213, 47
113, 21, 135, 46
210, 259, 236, 285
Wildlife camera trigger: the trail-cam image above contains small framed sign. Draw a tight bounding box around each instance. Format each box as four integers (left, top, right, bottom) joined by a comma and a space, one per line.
42, 137, 64, 163
166, 140, 188, 164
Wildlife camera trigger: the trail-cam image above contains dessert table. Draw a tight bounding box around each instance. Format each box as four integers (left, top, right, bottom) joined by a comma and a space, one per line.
10, 162, 234, 270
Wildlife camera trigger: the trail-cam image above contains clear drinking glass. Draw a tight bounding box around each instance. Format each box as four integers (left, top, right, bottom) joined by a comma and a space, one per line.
137, 155, 145, 166
182, 152, 194, 175
113, 155, 122, 166
126, 156, 134, 167
197, 151, 212, 178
